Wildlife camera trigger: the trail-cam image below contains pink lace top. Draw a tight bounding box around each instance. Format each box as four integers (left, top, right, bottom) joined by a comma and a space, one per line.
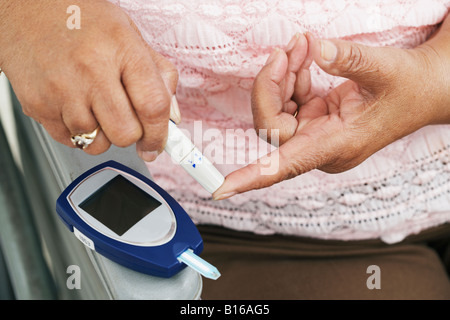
111, 0, 450, 243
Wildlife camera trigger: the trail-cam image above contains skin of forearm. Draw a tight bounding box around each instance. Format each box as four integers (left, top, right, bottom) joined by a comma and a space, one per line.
0, 1, 41, 68
0, 1, 15, 66
414, 13, 450, 125
0, 1, 69, 70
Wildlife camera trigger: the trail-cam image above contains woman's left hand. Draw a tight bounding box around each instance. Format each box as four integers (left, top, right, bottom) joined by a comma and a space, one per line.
213, 32, 449, 200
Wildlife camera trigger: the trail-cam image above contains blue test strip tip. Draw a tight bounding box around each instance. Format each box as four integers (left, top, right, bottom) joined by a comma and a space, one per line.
177, 249, 221, 280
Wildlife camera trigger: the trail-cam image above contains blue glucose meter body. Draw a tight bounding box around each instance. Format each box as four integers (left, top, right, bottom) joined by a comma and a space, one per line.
56, 161, 205, 278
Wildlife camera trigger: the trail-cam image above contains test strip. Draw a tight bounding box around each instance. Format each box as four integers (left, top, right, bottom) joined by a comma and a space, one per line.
177, 249, 221, 280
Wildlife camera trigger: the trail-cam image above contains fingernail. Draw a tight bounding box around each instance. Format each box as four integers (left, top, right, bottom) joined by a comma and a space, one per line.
265, 47, 281, 65
320, 40, 337, 62
139, 150, 159, 162
170, 95, 181, 124
213, 191, 237, 201
285, 32, 300, 52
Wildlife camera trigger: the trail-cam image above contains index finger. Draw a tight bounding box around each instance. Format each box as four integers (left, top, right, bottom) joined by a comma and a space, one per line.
212, 133, 323, 200
121, 47, 171, 161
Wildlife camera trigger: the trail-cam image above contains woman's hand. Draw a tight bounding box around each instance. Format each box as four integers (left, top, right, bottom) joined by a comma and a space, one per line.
0, 0, 180, 161
213, 29, 450, 200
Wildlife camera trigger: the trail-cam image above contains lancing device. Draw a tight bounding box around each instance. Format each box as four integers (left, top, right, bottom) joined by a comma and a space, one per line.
164, 120, 224, 194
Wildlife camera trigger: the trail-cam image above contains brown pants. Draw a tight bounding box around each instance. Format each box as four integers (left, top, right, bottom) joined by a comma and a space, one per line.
199, 223, 450, 300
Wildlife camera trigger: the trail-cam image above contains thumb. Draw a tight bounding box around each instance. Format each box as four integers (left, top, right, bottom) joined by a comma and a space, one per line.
307, 33, 394, 89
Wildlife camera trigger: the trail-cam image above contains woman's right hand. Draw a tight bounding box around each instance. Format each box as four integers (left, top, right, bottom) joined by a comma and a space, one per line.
0, 0, 179, 161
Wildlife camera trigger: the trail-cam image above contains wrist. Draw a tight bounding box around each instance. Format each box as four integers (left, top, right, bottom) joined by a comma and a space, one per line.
412, 18, 450, 125
410, 43, 450, 126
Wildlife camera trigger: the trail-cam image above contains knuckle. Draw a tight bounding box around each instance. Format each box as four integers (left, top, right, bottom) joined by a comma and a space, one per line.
72, 47, 96, 70
340, 44, 367, 75
137, 136, 166, 154
321, 158, 359, 174
110, 124, 143, 147
62, 106, 91, 131
283, 160, 302, 180
72, 45, 110, 78
319, 138, 364, 174
280, 148, 312, 178
281, 154, 316, 181
68, 117, 89, 132
134, 90, 170, 120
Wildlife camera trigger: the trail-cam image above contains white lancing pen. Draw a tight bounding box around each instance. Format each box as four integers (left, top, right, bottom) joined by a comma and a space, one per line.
165, 98, 225, 194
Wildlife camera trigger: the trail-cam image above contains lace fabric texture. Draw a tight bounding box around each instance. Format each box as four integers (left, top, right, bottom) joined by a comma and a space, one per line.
111, 0, 450, 243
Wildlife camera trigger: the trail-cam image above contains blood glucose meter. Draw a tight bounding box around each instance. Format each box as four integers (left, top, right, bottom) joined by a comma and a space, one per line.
56, 160, 220, 279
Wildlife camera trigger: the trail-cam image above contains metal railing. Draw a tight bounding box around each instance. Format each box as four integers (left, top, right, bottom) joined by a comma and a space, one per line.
0, 116, 56, 299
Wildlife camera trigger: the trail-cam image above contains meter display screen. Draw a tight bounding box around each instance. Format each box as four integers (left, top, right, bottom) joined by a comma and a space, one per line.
79, 175, 162, 236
